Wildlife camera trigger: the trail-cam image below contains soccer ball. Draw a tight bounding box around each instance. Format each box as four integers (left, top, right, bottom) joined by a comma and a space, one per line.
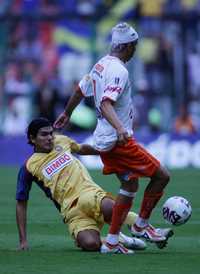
162, 196, 192, 226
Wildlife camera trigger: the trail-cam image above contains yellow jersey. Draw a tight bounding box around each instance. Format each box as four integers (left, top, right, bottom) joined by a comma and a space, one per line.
16, 135, 102, 216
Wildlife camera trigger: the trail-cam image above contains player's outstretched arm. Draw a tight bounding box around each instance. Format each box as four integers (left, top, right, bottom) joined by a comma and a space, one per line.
16, 200, 29, 251
78, 144, 100, 155
54, 87, 84, 129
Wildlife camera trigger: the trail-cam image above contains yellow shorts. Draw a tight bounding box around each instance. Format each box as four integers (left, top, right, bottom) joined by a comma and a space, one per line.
63, 186, 113, 239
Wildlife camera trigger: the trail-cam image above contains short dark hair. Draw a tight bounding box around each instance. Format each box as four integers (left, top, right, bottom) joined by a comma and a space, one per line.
27, 117, 52, 145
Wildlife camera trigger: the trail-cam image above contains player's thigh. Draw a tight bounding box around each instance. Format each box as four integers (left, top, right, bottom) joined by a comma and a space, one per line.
151, 164, 170, 182
68, 212, 102, 241
77, 188, 107, 221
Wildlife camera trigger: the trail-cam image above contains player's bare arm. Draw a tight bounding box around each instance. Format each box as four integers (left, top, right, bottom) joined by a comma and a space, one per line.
54, 87, 84, 129
78, 144, 100, 155
100, 99, 130, 144
16, 200, 29, 251
69, 138, 99, 155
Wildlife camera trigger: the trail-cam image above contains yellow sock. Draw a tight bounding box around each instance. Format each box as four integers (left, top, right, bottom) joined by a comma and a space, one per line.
124, 211, 138, 226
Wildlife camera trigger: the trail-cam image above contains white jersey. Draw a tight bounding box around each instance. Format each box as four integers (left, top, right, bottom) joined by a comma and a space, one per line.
79, 55, 134, 151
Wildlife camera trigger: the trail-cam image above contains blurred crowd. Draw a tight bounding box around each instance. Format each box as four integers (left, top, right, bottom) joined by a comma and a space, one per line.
0, 0, 200, 136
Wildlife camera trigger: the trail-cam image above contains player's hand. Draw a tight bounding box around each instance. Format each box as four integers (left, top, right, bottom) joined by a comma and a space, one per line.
17, 241, 29, 251
53, 112, 70, 129
116, 128, 130, 144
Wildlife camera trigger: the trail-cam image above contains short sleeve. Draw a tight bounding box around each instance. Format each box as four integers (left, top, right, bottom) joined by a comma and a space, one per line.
59, 135, 81, 153
16, 165, 33, 200
102, 66, 128, 102
78, 74, 93, 97
69, 139, 81, 153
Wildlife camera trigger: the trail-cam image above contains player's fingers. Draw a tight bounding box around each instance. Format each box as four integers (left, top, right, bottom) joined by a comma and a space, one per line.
124, 132, 132, 140
53, 119, 64, 129
123, 133, 130, 142
53, 120, 60, 128
117, 134, 127, 144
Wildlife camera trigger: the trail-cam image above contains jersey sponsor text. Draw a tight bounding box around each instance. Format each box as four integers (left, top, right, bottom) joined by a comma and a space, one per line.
42, 152, 73, 179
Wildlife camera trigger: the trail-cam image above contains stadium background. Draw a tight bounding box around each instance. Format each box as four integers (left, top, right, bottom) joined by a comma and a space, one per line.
0, 1, 199, 274
0, 0, 200, 169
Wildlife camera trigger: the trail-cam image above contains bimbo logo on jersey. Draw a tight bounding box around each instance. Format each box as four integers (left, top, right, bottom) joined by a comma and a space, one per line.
42, 152, 73, 179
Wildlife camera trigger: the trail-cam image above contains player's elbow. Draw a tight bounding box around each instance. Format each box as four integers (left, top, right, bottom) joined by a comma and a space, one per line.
100, 99, 114, 117
101, 98, 114, 108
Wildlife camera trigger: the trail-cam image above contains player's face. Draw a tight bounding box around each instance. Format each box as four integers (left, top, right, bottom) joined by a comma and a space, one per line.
125, 41, 137, 62
32, 126, 54, 153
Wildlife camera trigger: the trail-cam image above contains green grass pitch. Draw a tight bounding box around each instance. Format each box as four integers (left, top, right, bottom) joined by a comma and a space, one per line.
0, 167, 199, 274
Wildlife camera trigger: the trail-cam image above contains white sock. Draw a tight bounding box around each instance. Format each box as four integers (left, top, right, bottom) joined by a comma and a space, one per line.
135, 216, 148, 228
106, 234, 119, 245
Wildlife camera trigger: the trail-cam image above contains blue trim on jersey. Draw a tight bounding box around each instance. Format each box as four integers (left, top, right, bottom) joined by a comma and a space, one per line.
16, 165, 61, 212
16, 165, 33, 200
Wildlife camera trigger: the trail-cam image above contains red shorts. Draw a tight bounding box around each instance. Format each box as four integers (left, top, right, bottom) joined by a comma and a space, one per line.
100, 138, 160, 180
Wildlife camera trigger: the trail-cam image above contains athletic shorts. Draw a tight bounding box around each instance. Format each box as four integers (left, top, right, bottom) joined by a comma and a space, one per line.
100, 137, 160, 180
63, 187, 113, 239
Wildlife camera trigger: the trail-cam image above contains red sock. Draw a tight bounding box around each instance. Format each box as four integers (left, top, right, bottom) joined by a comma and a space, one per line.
109, 202, 132, 234
139, 191, 163, 219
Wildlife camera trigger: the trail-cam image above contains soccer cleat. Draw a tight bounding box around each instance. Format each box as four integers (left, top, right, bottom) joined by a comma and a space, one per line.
119, 232, 147, 250
130, 224, 166, 243
153, 226, 174, 249
100, 242, 134, 254
155, 227, 174, 239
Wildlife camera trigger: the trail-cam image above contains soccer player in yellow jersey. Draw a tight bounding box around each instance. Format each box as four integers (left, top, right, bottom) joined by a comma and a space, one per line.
16, 118, 173, 254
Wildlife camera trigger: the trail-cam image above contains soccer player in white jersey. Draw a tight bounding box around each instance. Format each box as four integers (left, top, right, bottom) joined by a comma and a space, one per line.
54, 22, 171, 254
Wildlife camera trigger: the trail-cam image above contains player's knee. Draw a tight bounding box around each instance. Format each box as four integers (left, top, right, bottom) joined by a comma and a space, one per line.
153, 166, 170, 186
77, 231, 101, 251
162, 168, 170, 184
80, 238, 101, 251
159, 166, 170, 185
